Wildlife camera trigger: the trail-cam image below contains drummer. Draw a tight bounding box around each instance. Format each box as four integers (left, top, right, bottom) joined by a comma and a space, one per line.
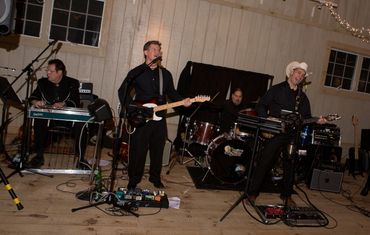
219, 88, 247, 135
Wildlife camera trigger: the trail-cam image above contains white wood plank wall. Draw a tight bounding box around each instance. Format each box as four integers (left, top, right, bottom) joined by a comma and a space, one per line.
1, 0, 370, 154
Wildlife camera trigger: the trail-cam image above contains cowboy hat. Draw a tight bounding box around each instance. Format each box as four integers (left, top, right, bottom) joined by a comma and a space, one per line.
285, 61, 308, 78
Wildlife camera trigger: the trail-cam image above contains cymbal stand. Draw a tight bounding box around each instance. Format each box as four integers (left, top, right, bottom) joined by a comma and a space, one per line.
167, 92, 220, 175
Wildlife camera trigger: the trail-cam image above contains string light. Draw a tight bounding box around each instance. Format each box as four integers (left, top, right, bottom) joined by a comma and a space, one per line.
322, 2, 370, 43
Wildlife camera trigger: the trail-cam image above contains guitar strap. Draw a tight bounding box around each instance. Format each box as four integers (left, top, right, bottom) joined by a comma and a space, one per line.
159, 67, 163, 96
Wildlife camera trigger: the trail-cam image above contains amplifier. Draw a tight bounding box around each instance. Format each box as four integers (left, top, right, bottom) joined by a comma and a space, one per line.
310, 168, 343, 193
312, 126, 341, 146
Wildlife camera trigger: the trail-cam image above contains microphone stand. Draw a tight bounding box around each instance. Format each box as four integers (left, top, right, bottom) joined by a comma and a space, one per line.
4, 41, 57, 180
71, 67, 141, 216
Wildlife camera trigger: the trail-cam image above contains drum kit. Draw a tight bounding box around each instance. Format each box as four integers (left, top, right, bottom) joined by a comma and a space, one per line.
180, 112, 255, 185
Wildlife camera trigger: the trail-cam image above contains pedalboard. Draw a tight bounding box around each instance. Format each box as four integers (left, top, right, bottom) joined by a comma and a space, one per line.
115, 188, 169, 208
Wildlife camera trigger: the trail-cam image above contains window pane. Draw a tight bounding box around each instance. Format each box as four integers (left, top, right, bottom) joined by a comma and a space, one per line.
327, 62, 334, 75
50, 25, 67, 41
344, 66, 354, 78
342, 78, 351, 89
89, 0, 104, 15
68, 28, 84, 44
71, 0, 88, 13
362, 58, 370, 70
15, 2, 26, 19
332, 76, 342, 88
360, 70, 368, 81
26, 5, 43, 21
70, 13, 86, 29
336, 51, 346, 64
52, 10, 69, 26
333, 64, 344, 76
347, 54, 357, 67
54, 0, 71, 10
86, 16, 101, 31
24, 21, 41, 37
329, 50, 336, 62
85, 31, 99, 47
358, 81, 366, 92
325, 75, 332, 86
366, 84, 370, 93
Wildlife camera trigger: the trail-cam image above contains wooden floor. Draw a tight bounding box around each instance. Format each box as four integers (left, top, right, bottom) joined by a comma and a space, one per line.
1, 148, 370, 235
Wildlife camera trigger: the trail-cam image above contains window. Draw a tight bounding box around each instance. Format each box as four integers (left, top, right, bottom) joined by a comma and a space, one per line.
358, 57, 370, 94
13, 0, 105, 48
325, 48, 370, 95
14, 0, 44, 37
325, 49, 357, 90
50, 0, 104, 47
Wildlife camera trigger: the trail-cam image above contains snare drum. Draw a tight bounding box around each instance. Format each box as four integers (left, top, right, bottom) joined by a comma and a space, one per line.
190, 120, 220, 145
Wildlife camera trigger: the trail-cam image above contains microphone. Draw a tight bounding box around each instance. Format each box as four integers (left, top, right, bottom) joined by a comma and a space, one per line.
148, 56, 162, 66
302, 80, 312, 86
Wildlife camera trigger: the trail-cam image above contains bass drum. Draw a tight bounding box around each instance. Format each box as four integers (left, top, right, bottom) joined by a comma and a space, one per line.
206, 135, 252, 184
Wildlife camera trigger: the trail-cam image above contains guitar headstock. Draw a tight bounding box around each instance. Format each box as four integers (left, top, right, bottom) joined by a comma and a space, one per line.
352, 115, 359, 126
325, 114, 341, 122
193, 95, 211, 103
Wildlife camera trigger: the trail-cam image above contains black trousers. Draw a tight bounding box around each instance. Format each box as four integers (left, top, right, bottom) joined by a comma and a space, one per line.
246, 133, 295, 197
128, 120, 166, 185
33, 119, 87, 160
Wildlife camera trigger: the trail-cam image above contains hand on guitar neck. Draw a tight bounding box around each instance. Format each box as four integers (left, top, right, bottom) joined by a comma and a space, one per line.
261, 114, 340, 139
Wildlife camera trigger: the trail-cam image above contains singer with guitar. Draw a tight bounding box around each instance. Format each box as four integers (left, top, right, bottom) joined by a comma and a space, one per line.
244, 61, 327, 207
118, 40, 192, 190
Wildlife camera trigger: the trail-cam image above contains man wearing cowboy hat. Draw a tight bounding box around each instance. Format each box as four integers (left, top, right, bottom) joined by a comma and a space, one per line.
244, 61, 326, 207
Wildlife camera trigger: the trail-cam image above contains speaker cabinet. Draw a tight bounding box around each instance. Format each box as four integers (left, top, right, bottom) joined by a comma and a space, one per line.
0, 0, 14, 35
310, 168, 343, 193
361, 129, 370, 151
145, 140, 172, 166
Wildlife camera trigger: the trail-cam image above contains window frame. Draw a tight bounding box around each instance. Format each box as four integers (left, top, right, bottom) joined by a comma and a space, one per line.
321, 41, 370, 100
0, 0, 112, 57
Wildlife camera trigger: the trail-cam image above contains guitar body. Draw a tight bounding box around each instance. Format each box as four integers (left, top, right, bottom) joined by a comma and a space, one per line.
127, 96, 210, 127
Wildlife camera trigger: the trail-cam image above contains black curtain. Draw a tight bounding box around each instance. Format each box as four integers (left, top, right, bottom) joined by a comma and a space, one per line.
177, 61, 273, 124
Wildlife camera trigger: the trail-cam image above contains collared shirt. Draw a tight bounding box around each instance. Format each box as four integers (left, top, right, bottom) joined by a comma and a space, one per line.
256, 81, 311, 119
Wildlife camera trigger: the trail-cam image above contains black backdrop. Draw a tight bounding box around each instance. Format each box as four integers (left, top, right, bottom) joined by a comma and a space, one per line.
176, 61, 274, 124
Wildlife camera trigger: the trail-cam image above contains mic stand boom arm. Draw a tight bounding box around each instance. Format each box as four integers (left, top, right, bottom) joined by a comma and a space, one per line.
5, 41, 57, 179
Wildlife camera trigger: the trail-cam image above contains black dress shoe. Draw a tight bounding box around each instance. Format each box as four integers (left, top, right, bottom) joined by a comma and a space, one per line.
127, 182, 137, 191
149, 178, 165, 189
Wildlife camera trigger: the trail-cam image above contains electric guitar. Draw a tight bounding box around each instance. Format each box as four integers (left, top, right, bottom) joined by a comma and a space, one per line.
348, 115, 363, 177
261, 114, 341, 139
128, 95, 210, 127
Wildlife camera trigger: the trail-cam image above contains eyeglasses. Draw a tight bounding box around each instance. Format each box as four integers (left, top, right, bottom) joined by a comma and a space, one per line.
45, 69, 57, 73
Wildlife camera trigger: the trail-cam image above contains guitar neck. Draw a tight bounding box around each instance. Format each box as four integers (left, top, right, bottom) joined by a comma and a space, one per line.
153, 99, 189, 112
